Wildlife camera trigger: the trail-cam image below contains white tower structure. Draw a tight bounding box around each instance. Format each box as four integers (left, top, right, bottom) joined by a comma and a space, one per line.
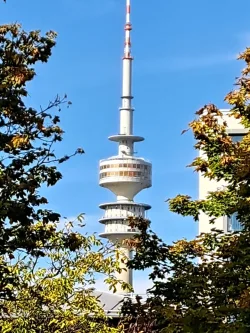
99, 0, 152, 293
199, 109, 247, 234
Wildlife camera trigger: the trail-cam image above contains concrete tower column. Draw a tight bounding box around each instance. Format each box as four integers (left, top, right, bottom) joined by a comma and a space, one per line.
115, 246, 133, 294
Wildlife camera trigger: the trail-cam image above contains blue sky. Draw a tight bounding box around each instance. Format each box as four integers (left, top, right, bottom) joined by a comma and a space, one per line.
2, 0, 250, 292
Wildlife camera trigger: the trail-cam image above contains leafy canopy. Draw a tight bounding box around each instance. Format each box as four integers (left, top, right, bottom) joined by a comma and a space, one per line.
122, 48, 250, 333
0, 216, 126, 333
0, 23, 84, 299
0, 19, 126, 333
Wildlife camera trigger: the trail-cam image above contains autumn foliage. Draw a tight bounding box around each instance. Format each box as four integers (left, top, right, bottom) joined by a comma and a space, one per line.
0, 19, 124, 333
122, 48, 250, 333
0, 24, 83, 297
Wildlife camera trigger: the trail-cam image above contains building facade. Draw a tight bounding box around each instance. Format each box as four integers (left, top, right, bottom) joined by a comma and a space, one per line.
199, 109, 247, 234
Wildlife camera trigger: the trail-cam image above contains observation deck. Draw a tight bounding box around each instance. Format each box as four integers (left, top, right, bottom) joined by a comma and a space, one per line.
98, 201, 150, 241
99, 231, 138, 241
109, 134, 144, 143
99, 202, 150, 223
99, 157, 152, 201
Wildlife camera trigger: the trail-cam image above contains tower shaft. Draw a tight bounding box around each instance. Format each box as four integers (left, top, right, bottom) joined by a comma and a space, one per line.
120, 0, 134, 150
120, 58, 133, 137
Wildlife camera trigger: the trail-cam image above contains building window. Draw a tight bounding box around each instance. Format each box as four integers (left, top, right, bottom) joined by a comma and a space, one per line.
231, 134, 244, 142
227, 213, 243, 232
226, 134, 245, 232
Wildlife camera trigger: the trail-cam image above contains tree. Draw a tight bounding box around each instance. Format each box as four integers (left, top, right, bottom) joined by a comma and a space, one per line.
0, 22, 85, 300
0, 216, 126, 333
0, 3, 129, 332
0, 17, 129, 333
121, 47, 250, 333
0, 17, 128, 333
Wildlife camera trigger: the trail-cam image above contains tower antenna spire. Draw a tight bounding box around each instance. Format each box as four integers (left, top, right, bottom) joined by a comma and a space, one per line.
124, 0, 132, 59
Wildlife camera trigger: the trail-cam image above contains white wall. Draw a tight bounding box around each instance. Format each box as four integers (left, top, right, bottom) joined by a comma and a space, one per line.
198, 110, 245, 234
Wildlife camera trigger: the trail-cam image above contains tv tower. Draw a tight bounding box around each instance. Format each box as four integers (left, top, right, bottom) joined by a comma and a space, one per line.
99, 0, 152, 293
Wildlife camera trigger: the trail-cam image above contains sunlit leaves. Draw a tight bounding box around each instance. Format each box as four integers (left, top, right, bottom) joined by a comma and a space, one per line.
0, 3, 125, 333
122, 46, 250, 332
0, 226, 124, 332
8, 134, 29, 149
0, 18, 84, 305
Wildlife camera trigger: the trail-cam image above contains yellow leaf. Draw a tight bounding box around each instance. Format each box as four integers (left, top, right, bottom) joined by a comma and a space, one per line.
9, 135, 29, 148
